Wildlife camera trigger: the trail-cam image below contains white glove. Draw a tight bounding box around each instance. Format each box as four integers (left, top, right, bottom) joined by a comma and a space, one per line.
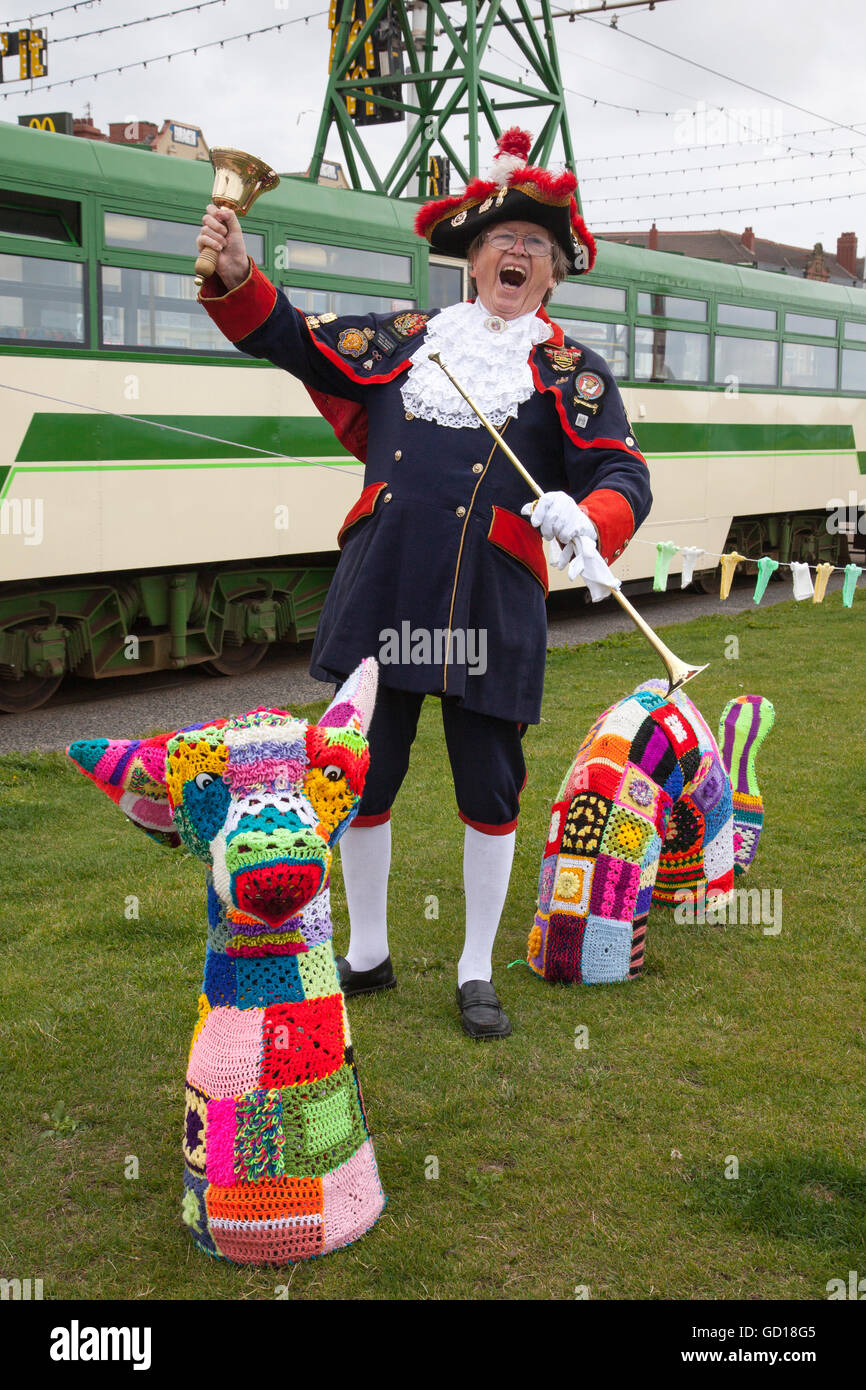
521, 492, 597, 548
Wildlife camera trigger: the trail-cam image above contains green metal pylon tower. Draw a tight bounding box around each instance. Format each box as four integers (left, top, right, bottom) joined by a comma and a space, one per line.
308, 0, 577, 203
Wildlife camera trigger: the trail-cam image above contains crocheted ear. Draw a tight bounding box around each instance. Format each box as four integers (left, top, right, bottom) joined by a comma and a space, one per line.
67, 733, 181, 848
318, 658, 378, 736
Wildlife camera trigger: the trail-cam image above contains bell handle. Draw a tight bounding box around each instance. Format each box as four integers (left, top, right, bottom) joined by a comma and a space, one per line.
194, 244, 220, 287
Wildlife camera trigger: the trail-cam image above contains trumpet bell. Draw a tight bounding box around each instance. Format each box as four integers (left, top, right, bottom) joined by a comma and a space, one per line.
665, 661, 710, 696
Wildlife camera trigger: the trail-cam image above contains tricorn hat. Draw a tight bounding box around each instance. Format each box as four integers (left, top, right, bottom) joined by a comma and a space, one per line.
415, 128, 596, 276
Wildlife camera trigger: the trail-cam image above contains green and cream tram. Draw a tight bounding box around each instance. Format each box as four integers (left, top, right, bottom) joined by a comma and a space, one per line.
1, 122, 864, 709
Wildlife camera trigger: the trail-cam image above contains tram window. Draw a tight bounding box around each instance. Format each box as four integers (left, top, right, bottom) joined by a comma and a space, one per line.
637, 292, 707, 322
553, 281, 626, 313
285, 287, 414, 316
0, 252, 85, 344
717, 302, 776, 331
553, 317, 629, 378
0, 189, 80, 245
782, 341, 837, 389
841, 349, 866, 391
713, 334, 778, 386
428, 259, 464, 309
100, 265, 240, 352
104, 212, 265, 265
844, 320, 866, 342
281, 239, 411, 284
634, 327, 708, 382
784, 312, 836, 338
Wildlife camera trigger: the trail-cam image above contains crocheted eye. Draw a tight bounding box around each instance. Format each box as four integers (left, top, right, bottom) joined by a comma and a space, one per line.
194, 773, 215, 791
323, 764, 343, 782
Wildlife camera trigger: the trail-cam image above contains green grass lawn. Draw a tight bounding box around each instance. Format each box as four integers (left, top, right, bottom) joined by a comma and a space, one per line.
1, 592, 864, 1301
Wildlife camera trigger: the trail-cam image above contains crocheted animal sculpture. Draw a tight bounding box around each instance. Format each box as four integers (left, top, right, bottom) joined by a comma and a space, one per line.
528, 679, 775, 984
67, 659, 386, 1264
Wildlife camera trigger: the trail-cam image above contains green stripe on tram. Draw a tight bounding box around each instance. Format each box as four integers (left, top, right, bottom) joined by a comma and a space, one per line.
14, 414, 355, 463
7, 414, 859, 468
858, 451, 866, 474
633, 422, 855, 454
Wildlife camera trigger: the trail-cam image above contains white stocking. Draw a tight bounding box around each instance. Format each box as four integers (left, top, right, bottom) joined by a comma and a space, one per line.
339, 821, 391, 970
458, 825, 516, 987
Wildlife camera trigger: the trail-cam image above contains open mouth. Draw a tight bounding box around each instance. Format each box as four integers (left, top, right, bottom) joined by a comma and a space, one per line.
499, 263, 527, 288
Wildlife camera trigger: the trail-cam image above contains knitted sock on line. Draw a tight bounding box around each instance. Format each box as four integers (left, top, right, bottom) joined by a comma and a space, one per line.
339, 821, 391, 971
457, 825, 517, 987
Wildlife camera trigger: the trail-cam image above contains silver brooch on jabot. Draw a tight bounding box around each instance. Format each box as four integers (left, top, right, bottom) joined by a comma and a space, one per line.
484, 315, 506, 333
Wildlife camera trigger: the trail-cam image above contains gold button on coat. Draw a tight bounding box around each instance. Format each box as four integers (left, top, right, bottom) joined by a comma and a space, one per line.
456, 505, 466, 518
472, 462, 483, 474
405, 411, 414, 421
394, 449, 402, 460
384, 492, 392, 503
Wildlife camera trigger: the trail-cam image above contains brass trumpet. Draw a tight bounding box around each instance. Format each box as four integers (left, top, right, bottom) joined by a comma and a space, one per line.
428, 351, 708, 696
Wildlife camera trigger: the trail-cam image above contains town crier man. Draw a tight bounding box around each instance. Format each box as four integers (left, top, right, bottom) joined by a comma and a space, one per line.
196, 128, 652, 1039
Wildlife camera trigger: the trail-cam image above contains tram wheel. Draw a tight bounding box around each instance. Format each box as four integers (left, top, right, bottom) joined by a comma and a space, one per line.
0, 671, 63, 714
690, 563, 720, 595
201, 641, 268, 677
789, 527, 819, 566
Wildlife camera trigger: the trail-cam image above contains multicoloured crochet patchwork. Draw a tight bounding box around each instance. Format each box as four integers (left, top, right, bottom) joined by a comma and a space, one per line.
67, 659, 386, 1264
528, 681, 775, 984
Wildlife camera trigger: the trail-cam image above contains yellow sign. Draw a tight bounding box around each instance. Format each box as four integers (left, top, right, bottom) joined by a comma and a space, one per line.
0, 27, 47, 79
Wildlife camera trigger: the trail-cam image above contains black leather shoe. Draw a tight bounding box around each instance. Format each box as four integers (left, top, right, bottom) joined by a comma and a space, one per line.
335, 954, 396, 997
456, 980, 512, 1039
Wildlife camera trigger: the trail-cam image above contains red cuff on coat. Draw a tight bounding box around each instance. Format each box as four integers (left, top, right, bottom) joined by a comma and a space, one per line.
197, 257, 277, 342
577, 489, 636, 565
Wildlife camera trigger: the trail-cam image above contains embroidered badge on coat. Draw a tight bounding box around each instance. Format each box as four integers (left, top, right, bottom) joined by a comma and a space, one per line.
573, 370, 605, 414
338, 327, 374, 358
544, 345, 583, 372
392, 312, 429, 339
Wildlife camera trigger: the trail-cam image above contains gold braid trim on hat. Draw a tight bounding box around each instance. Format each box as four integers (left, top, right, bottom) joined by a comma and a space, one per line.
423, 191, 493, 237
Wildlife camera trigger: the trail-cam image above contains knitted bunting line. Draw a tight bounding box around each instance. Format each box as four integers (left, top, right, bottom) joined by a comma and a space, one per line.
642, 538, 863, 608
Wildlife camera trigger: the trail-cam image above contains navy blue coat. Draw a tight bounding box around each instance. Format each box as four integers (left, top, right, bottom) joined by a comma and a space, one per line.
201, 265, 652, 724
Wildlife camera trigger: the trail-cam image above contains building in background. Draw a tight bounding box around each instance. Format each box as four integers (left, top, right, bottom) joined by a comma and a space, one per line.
599, 222, 863, 287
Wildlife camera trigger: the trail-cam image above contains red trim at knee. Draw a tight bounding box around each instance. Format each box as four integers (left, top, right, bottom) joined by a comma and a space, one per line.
458, 811, 519, 836
352, 810, 392, 828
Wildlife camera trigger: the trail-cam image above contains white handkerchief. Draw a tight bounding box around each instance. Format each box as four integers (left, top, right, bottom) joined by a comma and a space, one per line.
561, 534, 621, 602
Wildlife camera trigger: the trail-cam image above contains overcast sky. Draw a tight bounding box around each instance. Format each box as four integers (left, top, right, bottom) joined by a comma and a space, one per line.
1, 0, 863, 254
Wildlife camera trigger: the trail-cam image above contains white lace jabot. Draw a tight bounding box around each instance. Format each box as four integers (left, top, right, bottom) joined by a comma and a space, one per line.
399, 297, 552, 429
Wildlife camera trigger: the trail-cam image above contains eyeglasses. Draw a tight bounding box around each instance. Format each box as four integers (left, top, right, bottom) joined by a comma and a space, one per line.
484, 229, 553, 258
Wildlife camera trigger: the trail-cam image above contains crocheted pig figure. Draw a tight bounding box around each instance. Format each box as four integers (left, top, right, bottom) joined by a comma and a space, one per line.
67, 659, 386, 1264
528, 680, 774, 984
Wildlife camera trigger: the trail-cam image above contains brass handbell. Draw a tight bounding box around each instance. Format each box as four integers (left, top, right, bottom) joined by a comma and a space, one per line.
194, 147, 280, 287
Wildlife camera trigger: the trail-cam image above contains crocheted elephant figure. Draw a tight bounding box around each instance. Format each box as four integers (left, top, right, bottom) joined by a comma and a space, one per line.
67, 658, 386, 1264
528, 679, 775, 984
